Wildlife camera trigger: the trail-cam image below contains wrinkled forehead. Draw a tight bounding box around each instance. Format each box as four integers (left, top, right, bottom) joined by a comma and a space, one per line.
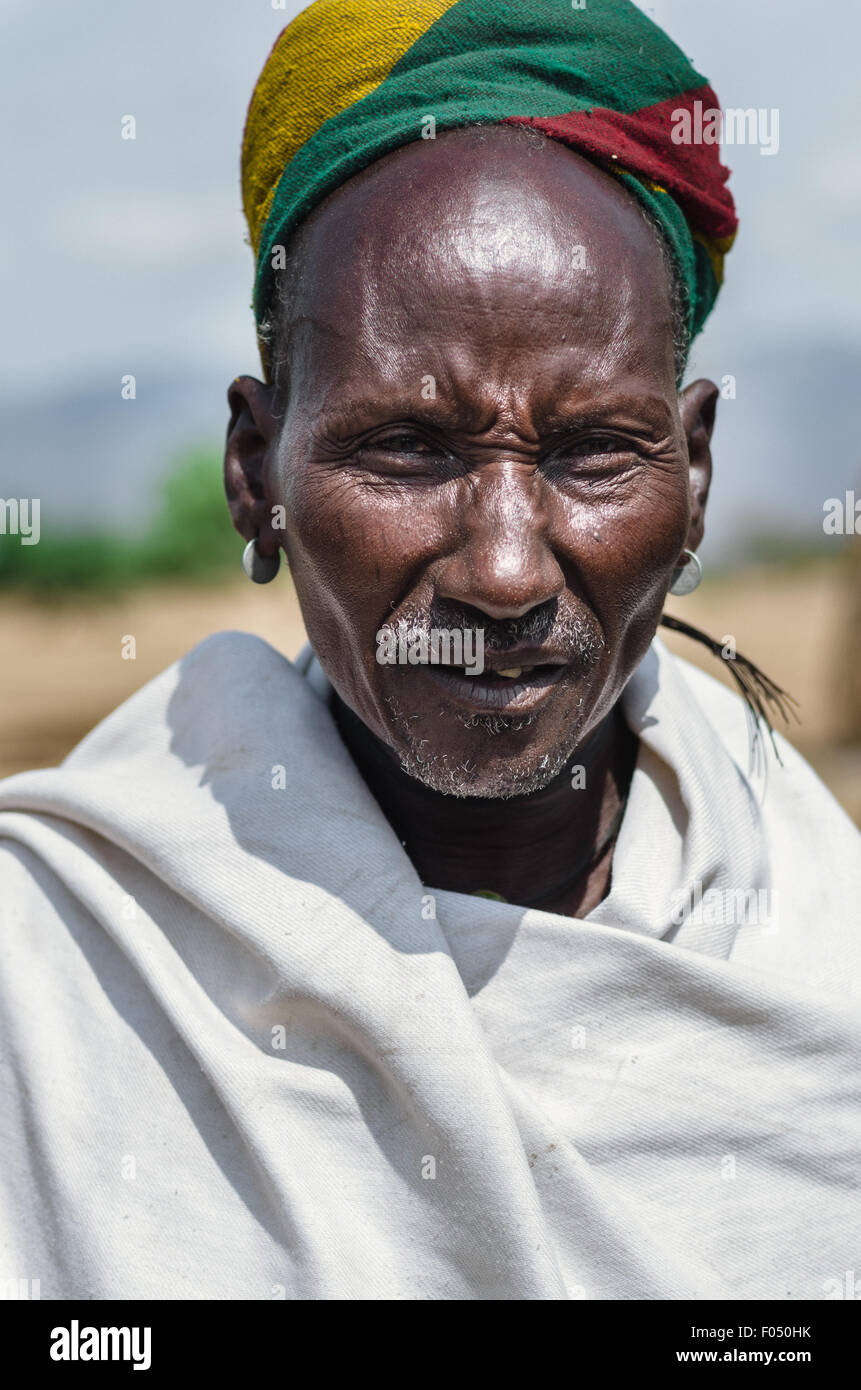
285, 128, 677, 397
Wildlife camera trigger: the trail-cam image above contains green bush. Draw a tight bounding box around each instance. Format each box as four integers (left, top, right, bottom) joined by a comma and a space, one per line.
0, 449, 241, 596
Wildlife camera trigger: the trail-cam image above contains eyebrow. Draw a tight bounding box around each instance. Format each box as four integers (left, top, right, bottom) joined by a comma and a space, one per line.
315, 390, 677, 441
316, 396, 490, 438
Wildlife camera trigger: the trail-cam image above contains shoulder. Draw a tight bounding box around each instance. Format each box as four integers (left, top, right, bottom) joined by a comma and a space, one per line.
663, 644, 861, 990
0, 629, 315, 822
60, 630, 300, 773
668, 645, 853, 830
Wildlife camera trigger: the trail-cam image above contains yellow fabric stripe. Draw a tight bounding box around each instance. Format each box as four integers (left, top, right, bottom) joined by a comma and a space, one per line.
693, 229, 736, 286
242, 0, 461, 255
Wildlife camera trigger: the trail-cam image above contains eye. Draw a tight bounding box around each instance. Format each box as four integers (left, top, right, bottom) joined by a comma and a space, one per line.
543, 432, 642, 476
570, 434, 638, 458
369, 431, 435, 456
539, 432, 649, 494
575, 435, 625, 455
352, 427, 455, 478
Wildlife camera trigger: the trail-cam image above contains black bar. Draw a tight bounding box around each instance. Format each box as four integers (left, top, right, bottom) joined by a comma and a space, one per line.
1, 1298, 855, 1375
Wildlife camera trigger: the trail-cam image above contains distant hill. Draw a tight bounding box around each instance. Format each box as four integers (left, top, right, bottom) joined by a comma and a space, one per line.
1, 373, 225, 538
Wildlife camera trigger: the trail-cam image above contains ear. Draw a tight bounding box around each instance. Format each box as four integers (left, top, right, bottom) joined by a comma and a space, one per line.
224, 375, 283, 554
677, 378, 718, 556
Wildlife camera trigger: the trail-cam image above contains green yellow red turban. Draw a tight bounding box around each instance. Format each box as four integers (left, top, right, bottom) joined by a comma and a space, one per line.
242, 0, 737, 356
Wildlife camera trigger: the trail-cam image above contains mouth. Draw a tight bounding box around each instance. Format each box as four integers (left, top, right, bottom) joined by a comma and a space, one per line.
423, 660, 568, 712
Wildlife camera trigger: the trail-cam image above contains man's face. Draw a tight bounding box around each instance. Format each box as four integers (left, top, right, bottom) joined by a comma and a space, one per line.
258, 130, 698, 797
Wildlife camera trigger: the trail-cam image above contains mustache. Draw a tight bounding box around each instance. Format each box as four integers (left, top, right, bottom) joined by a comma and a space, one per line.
384, 597, 605, 669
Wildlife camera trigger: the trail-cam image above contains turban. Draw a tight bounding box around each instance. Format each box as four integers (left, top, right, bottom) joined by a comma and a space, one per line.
242, 0, 737, 359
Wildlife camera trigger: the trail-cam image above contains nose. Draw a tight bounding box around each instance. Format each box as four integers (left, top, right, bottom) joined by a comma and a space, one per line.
434, 465, 565, 620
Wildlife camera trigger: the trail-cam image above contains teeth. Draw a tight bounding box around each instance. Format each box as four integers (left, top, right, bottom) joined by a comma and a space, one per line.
498, 667, 524, 679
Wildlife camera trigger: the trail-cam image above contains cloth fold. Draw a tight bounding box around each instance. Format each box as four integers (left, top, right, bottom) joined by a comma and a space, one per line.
0, 633, 858, 1299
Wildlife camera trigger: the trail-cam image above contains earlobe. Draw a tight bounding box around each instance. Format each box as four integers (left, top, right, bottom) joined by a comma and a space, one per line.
678, 377, 718, 554
223, 375, 282, 551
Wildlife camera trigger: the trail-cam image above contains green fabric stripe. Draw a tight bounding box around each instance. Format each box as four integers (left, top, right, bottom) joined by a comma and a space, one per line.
614, 170, 717, 341
385, 0, 706, 117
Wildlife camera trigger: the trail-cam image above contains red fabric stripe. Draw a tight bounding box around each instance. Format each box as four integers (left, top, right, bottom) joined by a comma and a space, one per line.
504, 85, 737, 243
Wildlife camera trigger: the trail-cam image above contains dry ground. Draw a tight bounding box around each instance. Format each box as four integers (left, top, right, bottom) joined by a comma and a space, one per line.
1, 559, 858, 823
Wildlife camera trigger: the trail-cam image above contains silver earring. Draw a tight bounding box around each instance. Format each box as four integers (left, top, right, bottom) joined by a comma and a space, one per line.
668, 548, 703, 596
241, 537, 281, 584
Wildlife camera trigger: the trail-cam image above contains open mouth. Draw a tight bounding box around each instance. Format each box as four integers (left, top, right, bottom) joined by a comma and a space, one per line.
424, 661, 567, 711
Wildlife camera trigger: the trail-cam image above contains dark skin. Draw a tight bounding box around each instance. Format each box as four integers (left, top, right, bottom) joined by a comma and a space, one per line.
225, 127, 718, 917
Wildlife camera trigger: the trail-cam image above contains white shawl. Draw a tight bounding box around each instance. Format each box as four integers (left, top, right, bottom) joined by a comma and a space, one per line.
0, 632, 858, 1300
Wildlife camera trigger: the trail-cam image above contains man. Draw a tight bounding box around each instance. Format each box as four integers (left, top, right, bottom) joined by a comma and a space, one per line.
0, 0, 859, 1301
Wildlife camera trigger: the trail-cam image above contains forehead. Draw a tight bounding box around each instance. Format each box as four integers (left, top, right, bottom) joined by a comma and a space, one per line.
284, 128, 677, 405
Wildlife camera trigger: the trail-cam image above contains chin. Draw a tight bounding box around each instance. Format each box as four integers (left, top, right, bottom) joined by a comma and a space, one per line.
383, 697, 591, 800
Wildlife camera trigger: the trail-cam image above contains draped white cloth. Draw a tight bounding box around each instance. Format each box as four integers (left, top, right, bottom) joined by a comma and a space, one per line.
0, 631, 858, 1301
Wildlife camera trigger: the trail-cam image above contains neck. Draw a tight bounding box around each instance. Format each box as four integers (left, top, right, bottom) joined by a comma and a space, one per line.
333, 695, 639, 916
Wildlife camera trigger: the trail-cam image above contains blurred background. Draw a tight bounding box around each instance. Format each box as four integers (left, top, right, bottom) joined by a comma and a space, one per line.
1, 0, 859, 820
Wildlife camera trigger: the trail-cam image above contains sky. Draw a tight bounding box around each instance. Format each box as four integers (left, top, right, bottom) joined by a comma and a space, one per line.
2, 0, 859, 558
